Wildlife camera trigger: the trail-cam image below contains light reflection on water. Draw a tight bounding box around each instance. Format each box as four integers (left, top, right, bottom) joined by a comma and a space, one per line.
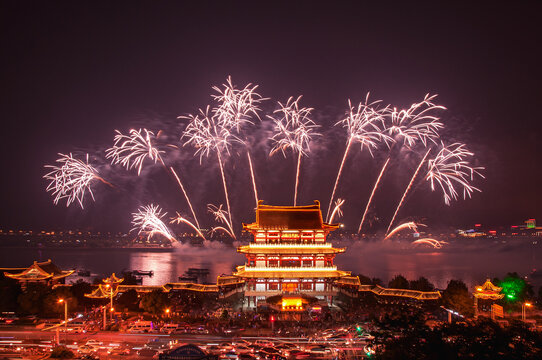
0, 239, 539, 290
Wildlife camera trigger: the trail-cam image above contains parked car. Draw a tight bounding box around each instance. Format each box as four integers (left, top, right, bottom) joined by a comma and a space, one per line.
78, 344, 98, 355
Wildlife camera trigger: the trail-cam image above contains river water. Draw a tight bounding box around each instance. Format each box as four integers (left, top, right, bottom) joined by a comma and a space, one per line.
1, 238, 540, 290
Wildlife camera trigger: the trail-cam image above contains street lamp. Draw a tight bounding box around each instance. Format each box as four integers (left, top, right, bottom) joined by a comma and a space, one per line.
165, 308, 170, 319
102, 306, 107, 330
522, 302, 532, 321
105, 284, 114, 322
58, 299, 67, 343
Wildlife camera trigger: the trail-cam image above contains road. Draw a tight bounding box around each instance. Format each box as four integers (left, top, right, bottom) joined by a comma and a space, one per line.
0, 327, 369, 359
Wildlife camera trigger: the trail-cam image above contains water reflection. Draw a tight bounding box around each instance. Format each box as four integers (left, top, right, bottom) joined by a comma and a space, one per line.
0, 239, 539, 289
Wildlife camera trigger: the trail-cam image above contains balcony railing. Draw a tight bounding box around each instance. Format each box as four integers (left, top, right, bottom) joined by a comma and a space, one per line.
247, 243, 332, 248
242, 265, 337, 272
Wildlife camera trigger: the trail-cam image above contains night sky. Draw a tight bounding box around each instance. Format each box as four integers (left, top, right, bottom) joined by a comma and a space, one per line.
1, 1, 541, 232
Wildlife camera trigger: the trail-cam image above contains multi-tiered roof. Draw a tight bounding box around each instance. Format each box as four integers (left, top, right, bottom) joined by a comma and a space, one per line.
2, 259, 74, 283
235, 200, 352, 279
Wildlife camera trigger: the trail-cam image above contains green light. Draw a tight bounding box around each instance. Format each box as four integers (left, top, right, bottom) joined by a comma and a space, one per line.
500, 276, 525, 303
356, 325, 362, 334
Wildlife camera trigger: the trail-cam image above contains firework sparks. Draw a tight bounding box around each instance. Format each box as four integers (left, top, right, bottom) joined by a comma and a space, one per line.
387, 149, 431, 235
387, 94, 445, 147
326, 95, 392, 221
384, 221, 425, 240
212, 76, 265, 132
425, 143, 484, 205
131, 204, 175, 242
208, 204, 236, 239
354, 96, 444, 228
182, 107, 236, 228
181, 106, 235, 160
44, 153, 111, 208
358, 157, 390, 233
210, 226, 235, 239
170, 212, 206, 241
328, 198, 345, 224
269, 96, 320, 206
106, 129, 164, 175
247, 151, 259, 207
412, 238, 447, 249
212, 77, 266, 207
169, 167, 200, 229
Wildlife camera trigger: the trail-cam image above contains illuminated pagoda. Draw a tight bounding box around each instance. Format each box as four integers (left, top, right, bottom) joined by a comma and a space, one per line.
85, 273, 124, 304
474, 278, 504, 318
2, 259, 74, 287
219, 200, 360, 310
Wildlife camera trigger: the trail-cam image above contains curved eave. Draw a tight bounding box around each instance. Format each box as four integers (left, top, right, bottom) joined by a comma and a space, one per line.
103, 273, 124, 284
84, 288, 104, 298
474, 293, 505, 300
52, 270, 75, 279
4, 272, 53, 280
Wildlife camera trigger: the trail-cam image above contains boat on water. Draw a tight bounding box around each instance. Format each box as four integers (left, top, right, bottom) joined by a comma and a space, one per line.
122, 269, 154, 277
133, 270, 154, 276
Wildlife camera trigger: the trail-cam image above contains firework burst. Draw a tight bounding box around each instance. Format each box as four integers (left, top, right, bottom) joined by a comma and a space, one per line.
131, 204, 175, 242
208, 204, 236, 239
425, 143, 484, 205
106, 129, 164, 175
269, 96, 320, 205
182, 106, 237, 229
384, 221, 425, 240
211, 77, 267, 208
326, 94, 393, 221
412, 238, 447, 249
386, 149, 431, 234
387, 94, 445, 147
181, 107, 236, 160
44, 153, 111, 208
328, 198, 345, 224
170, 212, 207, 241
212, 76, 265, 132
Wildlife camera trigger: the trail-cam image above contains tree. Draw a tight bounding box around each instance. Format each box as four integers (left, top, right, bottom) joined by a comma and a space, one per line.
43, 288, 78, 317
498, 272, 534, 305
0, 274, 22, 312
117, 289, 139, 311
356, 274, 372, 285
17, 283, 50, 315
374, 319, 542, 360
140, 290, 169, 315
442, 279, 473, 317
388, 275, 409, 289
70, 279, 92, 306
409, 277, 435, 292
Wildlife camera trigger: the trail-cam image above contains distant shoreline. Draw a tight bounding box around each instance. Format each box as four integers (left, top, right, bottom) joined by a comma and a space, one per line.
0, 245, 177, 252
